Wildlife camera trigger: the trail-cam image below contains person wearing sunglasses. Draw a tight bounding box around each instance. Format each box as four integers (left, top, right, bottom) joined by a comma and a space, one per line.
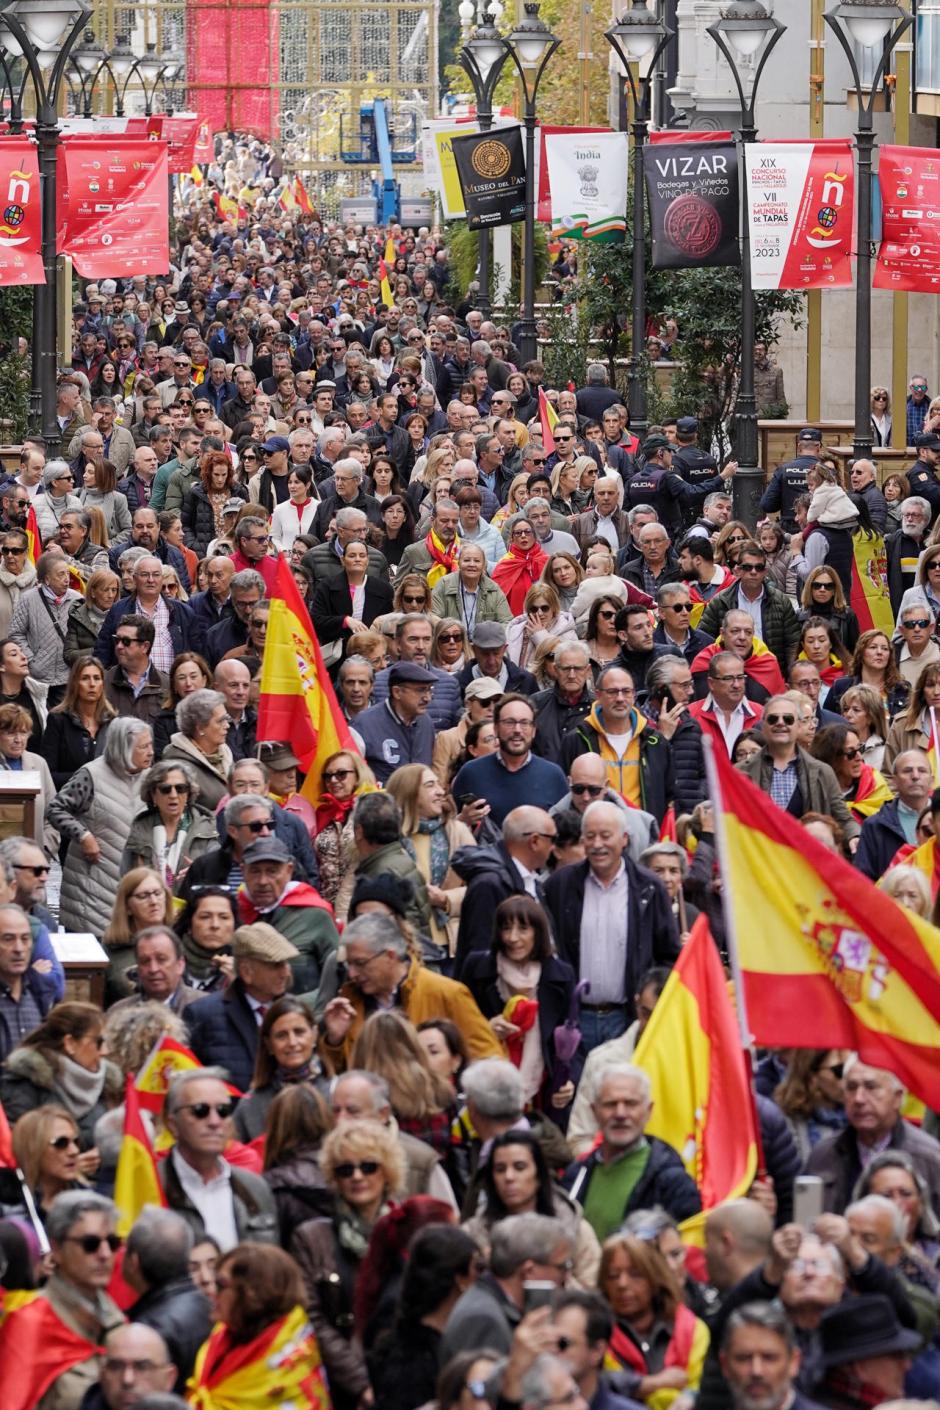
699, 543, 801, 679
122, 759, 218, 888
10, 1104, 87, 1221
739, 693, 860, 848
771, 1049, 848, 1163
159, 1065, 278, 1249
0, 1189, 126, 1404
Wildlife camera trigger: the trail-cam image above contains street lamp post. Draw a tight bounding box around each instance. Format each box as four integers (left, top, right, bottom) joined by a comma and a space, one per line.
707, 0, 786, 529
0, 0, 91, 453
502, 2, 559, 366
459, 3, 509, 319
605, 2, 674, 442
824, 0, 912, 462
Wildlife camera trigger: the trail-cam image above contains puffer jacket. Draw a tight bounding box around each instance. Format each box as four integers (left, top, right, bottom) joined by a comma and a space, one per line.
644, 703, 707, 816
9, 583, 82, 688
64, 599, 107, 665
262, 1146, 334, 1245
49, 754, 144, 938
0, 1046, 122, 1147
698, 578, 801, 673
562, 1135, 701, 1225
0, 561, 36, 639
560, 702, 673, 824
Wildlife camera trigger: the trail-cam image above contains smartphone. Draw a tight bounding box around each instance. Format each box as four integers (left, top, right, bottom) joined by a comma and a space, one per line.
458, 793, 479, 809
793, 1174, 824, 1228
522, 1280, 556, 1314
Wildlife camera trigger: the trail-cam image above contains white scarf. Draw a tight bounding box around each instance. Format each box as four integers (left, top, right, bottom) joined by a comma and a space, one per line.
496, 953, 544, 1101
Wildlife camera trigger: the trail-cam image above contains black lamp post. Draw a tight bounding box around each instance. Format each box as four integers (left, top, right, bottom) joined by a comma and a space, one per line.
69, 29, 176, 118
824, 0, 912, 461
459, 6, 509, 319
0, 0, 91, 452
502, 2, 559, 366
707, 0, 785, 529
605, 2, 674, 442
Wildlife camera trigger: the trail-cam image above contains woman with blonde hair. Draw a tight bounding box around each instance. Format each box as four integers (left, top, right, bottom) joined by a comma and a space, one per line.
42, 654, 116, 787
541, 551, 584, 613
314, 748, 375, 907
393, 572, 433, 616
884, 661, 940, 774
386, 763, 475, 954
11, 1105, 86, 1216
491, 471, 530, 529
351, 1011, 455, 1151
101, 865, 173, 999
161, 563, 188, 602
506, 581, 576, 670
870, 385, 892, 446
432, 617, 470, 674
532, 635, 562, 690
550, 458, 588, 518
881, 864, 932, 918
407, 444, 456, 514
714, 520, 751, 567
63, 568, 120, 663
839, 683, 888, 770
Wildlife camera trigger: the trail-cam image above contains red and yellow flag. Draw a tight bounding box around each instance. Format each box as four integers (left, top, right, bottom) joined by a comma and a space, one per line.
0, 1293, 101, 1410
538, 385, 558, 454
211, 190, 239, 222
187, 1303, 332, 1410
850, 529, 893, 636
378, 257, 393, 309
24, 504, 39, 566
711, 744, 940, 1107
257, 554, 361, 805
189, 164, 205, 187
384, 234, 396, 265
135, 1033, 202, 1113
633, 914, 759, 1245
294, 175, 314, 214
114, 1076, 167, 1237
0, 1098, 13, 1169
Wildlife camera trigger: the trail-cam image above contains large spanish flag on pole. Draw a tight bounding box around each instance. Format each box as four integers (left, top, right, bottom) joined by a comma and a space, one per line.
708, 741, 940, 1107
135, 1033, 202, 1113
114, 1077, 167, 1237
378, 257, 394, 309
633, 914, 759, 1244
257, 554, 360, 804
850, 529, 893, 636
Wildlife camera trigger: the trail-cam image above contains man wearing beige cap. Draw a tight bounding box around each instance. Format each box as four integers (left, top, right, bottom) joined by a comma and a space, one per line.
186, 922, 299, 1092
431, 674, 502, 785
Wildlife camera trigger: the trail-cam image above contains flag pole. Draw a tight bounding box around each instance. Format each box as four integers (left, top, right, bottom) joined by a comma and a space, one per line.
16, 1168, 50, 1255
702, 736, 767, 1178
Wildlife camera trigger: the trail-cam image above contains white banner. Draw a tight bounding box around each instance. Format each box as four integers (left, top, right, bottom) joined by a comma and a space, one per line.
544, 130, 628, 242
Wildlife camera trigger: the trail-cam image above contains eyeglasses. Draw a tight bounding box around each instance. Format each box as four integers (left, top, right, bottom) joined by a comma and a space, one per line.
131, 888, 165, 903
571, 783, 604, 797
817, 1061, 845, 1079
531, 603, 553, 615
903, 618, 932, 629
115, 635, 140, 647
402, 594, 426, 605
178, 1101, 235, 1120
664, 602, 692, 613
49, 1134, 81, 1151
597, 609, 617, 620
813, 581, 835, 590
334, 1160, 381, 1178
739, 562, 765, 573
840, 747, 861, 759
156, 782, 190, 795
438, 632, 463, 643
236, 818, 273, 833
62, 1233, 122, 1254
913, 383, 928, 391
873, 393, 889, 401
53, 474, 74, 482
521, 830, 557, 842
0, 546, 25, 555
13, 862, 49, 876
242, 453, 259, 462
554, 435, 572, 443
600, 686, 635, 697
714, 673, 746, 685
323, 768, 355, 783
765, 713, 796, 726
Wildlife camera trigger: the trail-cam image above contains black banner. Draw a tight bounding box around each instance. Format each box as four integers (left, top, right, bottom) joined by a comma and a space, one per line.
452, 126, 527, 229
643, 141, 740, 269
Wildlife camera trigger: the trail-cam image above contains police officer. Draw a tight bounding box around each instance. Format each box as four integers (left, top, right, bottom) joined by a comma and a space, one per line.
673, 415, 719, 527
906, 431, 940, 524
759, 426, 823, 533
625, 433, 734, 540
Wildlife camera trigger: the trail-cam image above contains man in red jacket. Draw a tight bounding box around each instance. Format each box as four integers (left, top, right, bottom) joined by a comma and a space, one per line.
689, 650, 764, 757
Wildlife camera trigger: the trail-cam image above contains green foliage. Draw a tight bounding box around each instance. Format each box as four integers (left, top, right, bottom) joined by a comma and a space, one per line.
539, 300, 595, 391
0, 287, 33, 345
0, 353, 31, 442
442, 218, 549, 306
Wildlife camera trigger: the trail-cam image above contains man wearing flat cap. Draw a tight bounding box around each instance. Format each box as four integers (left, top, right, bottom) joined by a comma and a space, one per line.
236, 837, 339, 994
354, 660, 438, 785
185, 922, 301, 1092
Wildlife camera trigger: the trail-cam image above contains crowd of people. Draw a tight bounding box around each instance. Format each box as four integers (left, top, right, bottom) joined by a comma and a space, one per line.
0, 157, 939, 1410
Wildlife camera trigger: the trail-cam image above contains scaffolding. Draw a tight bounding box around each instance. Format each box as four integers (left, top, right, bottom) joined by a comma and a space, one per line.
89, 0, 438, 213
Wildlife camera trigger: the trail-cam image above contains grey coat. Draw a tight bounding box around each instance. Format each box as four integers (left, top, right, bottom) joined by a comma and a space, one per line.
9, 584, 82, 688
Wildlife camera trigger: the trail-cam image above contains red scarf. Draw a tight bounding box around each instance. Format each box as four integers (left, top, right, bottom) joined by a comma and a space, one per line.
425, 527, 460, 585
315, 792, 356, 833
492, 543, 549, 615
607, 1302, 698, 1378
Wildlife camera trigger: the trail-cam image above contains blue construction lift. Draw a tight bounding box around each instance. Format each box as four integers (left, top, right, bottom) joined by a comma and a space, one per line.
339, 98, 418, 224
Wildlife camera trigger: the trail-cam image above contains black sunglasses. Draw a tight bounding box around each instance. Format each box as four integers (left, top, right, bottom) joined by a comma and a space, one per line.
156, 782, 190, 795
63, 1233, 122, 1254
178, 1101, 235, 1120
903, 618, 932, 629
237, 818, 273, 833
334, 1160, 380, 1178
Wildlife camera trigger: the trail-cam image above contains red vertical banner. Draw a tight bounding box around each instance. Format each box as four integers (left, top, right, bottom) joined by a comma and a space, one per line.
193, 118, 214, 163
186, 0, 279, 140
875, 144, 940, 291
0, 136, 44, 285
57, 137, 170, 277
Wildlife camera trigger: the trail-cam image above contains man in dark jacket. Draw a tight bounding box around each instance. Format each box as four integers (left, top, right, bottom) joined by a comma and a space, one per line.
456, 620, 540, 697
544, 802, 679, 1049
0, 902, 52, 1061
94, 565, 199, 669
698, 547, 801, 674
643, 656, 706, 817
561, 666, 674, 826
532, 641, 594, 765
451, 808, 558, 976
618, 524, 683, 595
611, 603, 684, 699
562, 1062, 699, 1239
186, 925, 299, 1093
179, 788, 319, 897
855, 749, 932, 880
106, 505, 191, 589
124, 1207, 212, 1393
886, 496, 932, 615
652, 582, 714, 665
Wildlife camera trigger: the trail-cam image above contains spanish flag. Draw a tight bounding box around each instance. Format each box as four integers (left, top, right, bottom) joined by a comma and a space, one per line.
25, 504, 39, 565
189, 164, 204, 187
378, 256, 393, 309
538, 385, 558, 454
846, 762, 894, 824
257, 554, 361, 805
135, 1033, 202, 1113
278, 182, 297, 213
114, 1077, 166, 1237
294, 175, 314, 214
211, 190, 239, 222
633, 914, 759, 1245
710, 742, 940, 1107
187, 1303, 332, 1410
0, 1293, 102, 1410
384, 234, 396, 264
850, 528, 893, 636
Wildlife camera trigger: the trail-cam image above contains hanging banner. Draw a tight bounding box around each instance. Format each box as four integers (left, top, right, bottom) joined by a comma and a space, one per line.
423, 117, 515, 219
193, 117, 215, 163
874, 144, 940, 292
544, 129, 628, 242
538, 125, 606, 223
744, 140, 854, 290
57, 137, 170, 277
0, 136, 43, 286
452, 125, 527, 229
643, 140, 740, 269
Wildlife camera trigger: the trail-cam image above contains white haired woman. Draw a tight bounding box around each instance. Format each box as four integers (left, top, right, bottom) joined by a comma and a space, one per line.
161, 687, 234, 811
48, 716, 154, 936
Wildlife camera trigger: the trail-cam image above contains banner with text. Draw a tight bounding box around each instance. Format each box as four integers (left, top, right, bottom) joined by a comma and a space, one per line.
0, 137, 43, 286
538, 125, 606, 223
452, 125, 527, 229
544, 129, 628, 242
874, 144, 940, 292
57, 137, 170, 277
643, 140, 739, 269
745, 140, 854, 289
